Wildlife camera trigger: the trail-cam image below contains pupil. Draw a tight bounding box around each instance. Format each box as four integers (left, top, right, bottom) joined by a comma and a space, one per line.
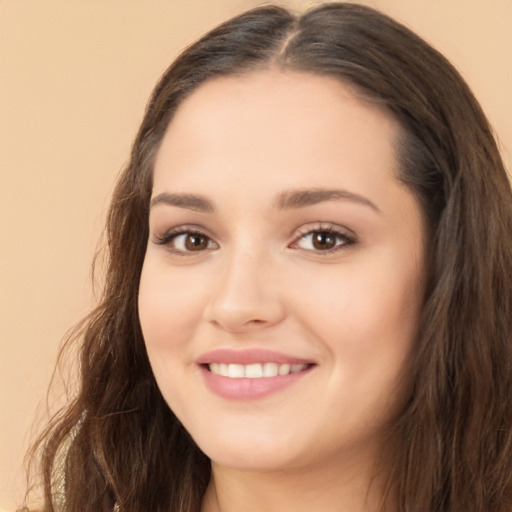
313, 232, 335, 250
185, 234, 207, 250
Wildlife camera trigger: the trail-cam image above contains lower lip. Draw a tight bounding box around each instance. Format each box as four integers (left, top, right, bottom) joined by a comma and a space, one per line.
199, 365, 313, 400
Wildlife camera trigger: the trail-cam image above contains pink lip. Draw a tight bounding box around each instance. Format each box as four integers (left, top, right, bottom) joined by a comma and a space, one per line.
197, 348, 312, 365
196, 349, 315, 400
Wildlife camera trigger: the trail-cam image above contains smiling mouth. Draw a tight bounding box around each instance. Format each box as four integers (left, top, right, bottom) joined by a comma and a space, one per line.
206, 362, 312, 378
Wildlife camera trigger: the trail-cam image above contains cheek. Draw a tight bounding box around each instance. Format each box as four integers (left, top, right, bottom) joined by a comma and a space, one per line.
138, 257, 211, 417
138, 256, 205, 360
288, 248, 423, 373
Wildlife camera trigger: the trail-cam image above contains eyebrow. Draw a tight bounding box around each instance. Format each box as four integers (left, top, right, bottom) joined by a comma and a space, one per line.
150, 188, 380, 214
276, 188, 381, 213
150, 192, 214, 212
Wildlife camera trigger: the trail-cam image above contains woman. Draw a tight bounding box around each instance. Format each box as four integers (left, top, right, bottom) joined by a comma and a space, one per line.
27, 2, 512, 511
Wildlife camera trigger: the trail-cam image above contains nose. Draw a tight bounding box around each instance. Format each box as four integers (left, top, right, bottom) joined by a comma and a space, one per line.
205, 248, 286, 333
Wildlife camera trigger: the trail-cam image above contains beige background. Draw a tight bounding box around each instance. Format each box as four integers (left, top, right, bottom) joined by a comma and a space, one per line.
1, 0, 510, 509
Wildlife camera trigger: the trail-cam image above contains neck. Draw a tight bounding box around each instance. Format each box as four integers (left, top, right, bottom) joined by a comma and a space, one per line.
201, 451, 395, 512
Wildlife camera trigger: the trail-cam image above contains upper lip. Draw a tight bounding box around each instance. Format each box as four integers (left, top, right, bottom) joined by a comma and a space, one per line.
196, 348, 315, 366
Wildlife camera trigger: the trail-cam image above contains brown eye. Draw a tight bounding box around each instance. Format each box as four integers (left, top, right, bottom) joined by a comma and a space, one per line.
294, 228, 353, 253
311, 232, 337, 251
184, 233, 209, 251
166, 231, 217, 253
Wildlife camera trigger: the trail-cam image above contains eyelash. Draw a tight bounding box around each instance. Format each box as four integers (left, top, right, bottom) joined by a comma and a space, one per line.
153, 226, 218, 255
153, 223, 356, 256
290, 223, 356, 255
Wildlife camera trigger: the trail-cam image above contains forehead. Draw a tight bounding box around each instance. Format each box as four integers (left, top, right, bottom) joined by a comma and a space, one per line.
152, 70, 402, 204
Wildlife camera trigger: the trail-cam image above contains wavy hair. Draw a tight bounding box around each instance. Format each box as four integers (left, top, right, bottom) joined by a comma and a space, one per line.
28, 3, 512, 511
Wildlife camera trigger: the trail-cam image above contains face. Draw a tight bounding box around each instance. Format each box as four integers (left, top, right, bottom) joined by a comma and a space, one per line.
138, 71, 425, 474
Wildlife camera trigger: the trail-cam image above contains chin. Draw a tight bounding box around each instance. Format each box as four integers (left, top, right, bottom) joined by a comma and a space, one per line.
194, 428, 311, 472
208, 448, 302, 473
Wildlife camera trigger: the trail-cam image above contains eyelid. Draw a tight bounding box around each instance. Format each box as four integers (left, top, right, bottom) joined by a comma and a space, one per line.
151, 224, 219, 255
151, 222, 356, 256
289, 222, 357, 254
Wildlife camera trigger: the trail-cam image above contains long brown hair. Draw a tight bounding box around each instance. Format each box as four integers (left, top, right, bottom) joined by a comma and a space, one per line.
27, 3, 512, 511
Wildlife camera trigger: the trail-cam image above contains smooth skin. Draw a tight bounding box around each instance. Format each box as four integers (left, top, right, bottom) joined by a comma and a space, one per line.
138, 71, 426, 512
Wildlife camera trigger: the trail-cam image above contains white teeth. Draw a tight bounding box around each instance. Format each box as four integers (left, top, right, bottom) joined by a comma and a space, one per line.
219, 363, 229, 376
263, 362, 279, 377
278, 363, 290, 376
228, 364, 245, 378
208, 362, 308, 378
245, 363, 263, 378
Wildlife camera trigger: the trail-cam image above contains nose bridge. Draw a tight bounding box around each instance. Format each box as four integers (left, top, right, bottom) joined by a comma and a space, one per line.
206, 239, 284, 332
